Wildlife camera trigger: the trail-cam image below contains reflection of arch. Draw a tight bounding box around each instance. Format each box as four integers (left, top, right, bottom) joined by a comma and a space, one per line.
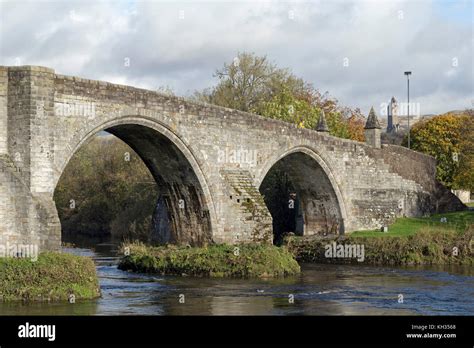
54, 116, 217, 246
257, 146, 347, 235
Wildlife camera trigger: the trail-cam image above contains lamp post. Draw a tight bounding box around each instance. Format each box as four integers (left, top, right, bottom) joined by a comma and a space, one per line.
404, 71, 412, 149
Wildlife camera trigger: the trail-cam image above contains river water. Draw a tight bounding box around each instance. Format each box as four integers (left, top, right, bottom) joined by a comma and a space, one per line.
1, 244, 474, 315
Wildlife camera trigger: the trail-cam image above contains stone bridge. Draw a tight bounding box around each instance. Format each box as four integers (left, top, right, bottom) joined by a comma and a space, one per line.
0, 66, 464, 250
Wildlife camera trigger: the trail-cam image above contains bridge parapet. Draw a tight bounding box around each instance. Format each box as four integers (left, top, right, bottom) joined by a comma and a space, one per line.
0, 65, 465, 250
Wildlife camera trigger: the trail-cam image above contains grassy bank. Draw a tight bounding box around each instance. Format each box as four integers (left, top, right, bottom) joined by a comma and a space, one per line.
286, 228, 474, 265
350, 211, 474, 238
285, 211, 474, 266
0, 252, 100, 302
118, 242, 300, 278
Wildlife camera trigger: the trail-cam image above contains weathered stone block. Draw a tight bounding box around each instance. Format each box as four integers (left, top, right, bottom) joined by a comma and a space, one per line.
0, 65, 465, 251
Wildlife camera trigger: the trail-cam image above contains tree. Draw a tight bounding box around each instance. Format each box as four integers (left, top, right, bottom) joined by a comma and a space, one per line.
405, 112, 473, 190
54, 135, 158, 243
346, 111, 366, 142
195, 52, 365, 140
196, 52, 309, 113
452, 110, 474, 191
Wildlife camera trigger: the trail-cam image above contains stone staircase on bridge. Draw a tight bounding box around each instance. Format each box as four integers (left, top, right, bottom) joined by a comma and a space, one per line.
220, 169, 273, 243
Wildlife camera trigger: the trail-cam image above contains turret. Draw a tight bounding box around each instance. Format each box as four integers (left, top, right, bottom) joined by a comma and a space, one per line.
364, 106, 381, 148
315, 110, 330, 133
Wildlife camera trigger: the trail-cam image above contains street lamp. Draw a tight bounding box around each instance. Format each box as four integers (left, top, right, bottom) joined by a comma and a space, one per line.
404, 71, 412, 149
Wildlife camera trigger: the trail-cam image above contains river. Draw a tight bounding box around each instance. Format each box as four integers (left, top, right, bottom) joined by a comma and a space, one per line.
1, 243, 473, 315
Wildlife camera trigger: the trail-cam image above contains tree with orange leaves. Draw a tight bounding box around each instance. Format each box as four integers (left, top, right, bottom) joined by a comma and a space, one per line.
405, 111, 473, 190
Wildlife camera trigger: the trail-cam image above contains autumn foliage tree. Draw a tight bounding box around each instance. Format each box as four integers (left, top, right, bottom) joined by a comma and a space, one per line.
405, 111, 473, 190
195, 52, 365, 141
346, 114, 366, 142
453, 111, 474, 191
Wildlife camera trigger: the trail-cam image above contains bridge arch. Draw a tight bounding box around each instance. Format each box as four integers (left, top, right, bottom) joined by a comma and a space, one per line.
257, 146, 347, 241
53, 115, 217, 246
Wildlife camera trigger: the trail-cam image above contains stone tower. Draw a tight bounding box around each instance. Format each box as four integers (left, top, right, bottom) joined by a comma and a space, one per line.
315, 110, 330, 133
365, 106, 382, 148
387, 97, 399, 133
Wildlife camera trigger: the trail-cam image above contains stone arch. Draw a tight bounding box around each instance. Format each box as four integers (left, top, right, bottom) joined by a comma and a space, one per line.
53, 115, 217, 246
257, 146, 347, 238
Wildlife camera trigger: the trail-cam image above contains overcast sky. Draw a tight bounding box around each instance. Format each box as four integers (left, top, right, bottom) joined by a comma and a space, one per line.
1, 0, 472, 116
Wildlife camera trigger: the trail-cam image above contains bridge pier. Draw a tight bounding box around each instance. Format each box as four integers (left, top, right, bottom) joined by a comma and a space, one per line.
151, 183, 213, 246
0, 65, 465, 252
0, 157, 60, 250
0, 66, 60, 250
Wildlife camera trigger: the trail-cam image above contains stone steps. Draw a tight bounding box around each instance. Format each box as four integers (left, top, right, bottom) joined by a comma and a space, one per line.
220, 169, 272, 241
343, 156, 423, 192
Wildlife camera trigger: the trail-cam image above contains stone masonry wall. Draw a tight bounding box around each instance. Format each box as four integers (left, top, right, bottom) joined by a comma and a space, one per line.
0, 68, 8, 155
0, 67, 60, 250
0, 65, 464, 250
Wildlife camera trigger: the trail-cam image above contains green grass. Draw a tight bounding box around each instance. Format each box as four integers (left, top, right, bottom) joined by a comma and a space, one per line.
286, 225, 474, 265
0, 252, 100, 302
467, 202, 474, 208
119, 242, 300, 278
350, 211, 474, 238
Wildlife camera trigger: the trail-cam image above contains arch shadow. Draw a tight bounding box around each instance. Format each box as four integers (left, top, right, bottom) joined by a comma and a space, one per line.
257, 146, 347, 240
53, 116, 217, 246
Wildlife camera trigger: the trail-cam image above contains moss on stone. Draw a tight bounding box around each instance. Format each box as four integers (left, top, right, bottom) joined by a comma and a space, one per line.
0, 252, 100, 302
118, 242, 300, 278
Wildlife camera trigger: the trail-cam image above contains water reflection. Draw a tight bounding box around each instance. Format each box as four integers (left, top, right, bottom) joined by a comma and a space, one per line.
0, 301, 98, 316
1, 245, 473, 316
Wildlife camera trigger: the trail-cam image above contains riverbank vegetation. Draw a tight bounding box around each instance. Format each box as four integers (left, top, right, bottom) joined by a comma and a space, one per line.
0, 252, 100, 302
285, 211, 474, 265
54, 136, 158, 243
118, 242, 300, 278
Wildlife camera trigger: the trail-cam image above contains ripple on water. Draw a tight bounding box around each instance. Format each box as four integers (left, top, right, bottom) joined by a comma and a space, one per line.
1, 247, 471, 315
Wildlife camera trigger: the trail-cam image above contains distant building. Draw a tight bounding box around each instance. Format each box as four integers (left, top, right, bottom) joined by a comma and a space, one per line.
386, 97, 399, 133
381, 97, 430, 134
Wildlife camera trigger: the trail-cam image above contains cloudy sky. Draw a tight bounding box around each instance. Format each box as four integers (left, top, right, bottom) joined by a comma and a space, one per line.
0, 0, 472, 116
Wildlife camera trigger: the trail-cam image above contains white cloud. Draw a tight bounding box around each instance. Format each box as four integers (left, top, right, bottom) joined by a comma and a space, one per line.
0, 0, 471, 115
